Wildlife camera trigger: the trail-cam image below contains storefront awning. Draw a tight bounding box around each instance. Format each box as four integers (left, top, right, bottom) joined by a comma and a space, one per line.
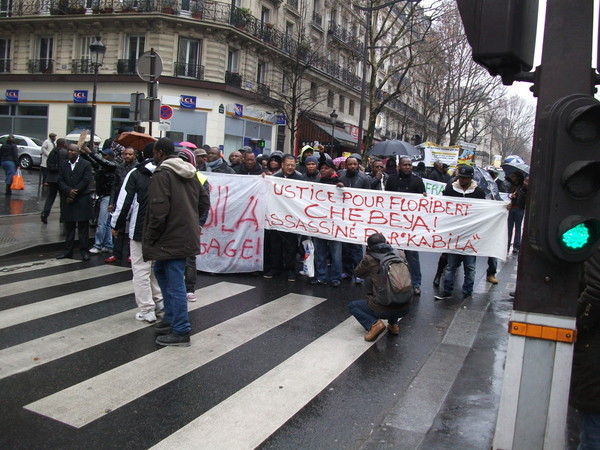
313, 121, 358, 149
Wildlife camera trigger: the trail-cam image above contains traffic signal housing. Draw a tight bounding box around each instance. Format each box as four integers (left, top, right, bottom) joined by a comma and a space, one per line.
528, 94, 600, 263
259, 139, 265, 149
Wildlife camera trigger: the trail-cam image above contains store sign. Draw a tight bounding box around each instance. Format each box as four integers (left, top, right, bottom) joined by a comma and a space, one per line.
73, 90, 88, 103
234, 103, 243, 117
5, 89, 18, 102
218, 104, 224, 114
180, 95, 196, 109
276, 114, 286, 125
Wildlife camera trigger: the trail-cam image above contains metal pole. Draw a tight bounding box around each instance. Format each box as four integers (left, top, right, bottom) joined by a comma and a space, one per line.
357, 7, 370, 156
90, 64, 98, 149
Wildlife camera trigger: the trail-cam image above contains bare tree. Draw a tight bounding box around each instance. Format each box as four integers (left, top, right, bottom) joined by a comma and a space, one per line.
489, 94, 535, 162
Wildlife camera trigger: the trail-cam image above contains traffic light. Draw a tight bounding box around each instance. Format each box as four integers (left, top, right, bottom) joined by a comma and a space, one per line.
528, 94, 600, 263
259, 139, 265, 148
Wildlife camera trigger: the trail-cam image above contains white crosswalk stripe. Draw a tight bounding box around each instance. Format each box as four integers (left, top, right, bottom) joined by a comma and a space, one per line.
0, 258, 79, 276
152, 318, 371, 450
0, 282, 253, 380
0, 264, 130, 298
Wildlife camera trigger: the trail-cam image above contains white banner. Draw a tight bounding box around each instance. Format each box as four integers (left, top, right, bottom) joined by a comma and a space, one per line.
265, 177, 509, 260
197, 173, 267, 273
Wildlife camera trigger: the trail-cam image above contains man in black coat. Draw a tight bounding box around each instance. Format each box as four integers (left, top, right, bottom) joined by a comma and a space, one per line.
57, 144, 94, 260
386, 156, 427, 295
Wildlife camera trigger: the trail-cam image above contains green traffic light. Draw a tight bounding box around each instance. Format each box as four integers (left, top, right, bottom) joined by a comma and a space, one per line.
561, 223, 590, 250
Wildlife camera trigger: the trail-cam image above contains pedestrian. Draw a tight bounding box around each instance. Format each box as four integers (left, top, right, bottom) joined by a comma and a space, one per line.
348, 233, 410, 341
106, 146, 138, 264
428, 160, 451, 183
386, 156, 427, 295
297, 144, 314, 174
57, 144, 94, 260
228, 150, 242, 171
264, 154, 305, 281
309, 157, 343, 287
414, 161, 427, 179
206, 146, 235, 173
194, 147, 208, 171
507, 173, 527, 254
369, 159, 388, 190
303, 155, 320, 182
40, 132, 57, 185
41, 138, 68, 223
570, 249, 600, 450
234, 150, 264, 175
111, 143, 163, 322
1, 135, 19, 196
143, 138, 209, 346
434, 165, 486, 301
81, 146, 117, 255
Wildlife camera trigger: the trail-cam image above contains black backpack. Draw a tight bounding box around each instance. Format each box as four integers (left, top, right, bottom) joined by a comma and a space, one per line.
47, 148, 59, 173
372, 252, 413, 306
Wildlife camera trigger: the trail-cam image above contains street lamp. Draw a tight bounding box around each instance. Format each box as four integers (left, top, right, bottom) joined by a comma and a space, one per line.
89, 37, 106, 149
330, 109, 338, 153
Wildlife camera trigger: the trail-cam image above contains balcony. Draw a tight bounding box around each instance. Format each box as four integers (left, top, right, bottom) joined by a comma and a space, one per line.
225, 71, 242, 88
0, 59, 10, 72
27, 59, 54, 74
71, 58, 94, 74
256, 82, 270, 97
174, 61, 204, 79
328, 22, 364, 55
117, 59, 137, 74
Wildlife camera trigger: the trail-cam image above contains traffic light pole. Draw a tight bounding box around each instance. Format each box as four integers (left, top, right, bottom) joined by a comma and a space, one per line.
493, 1, 596, 448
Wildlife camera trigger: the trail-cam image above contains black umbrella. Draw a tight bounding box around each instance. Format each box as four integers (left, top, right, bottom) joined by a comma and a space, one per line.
501, 162, 530, 178
367, 140, 422, 158
473, 165, 501, 200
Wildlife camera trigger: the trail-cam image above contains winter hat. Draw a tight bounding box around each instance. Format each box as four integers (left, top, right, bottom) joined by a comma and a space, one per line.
349, 153, 362, 162
178, 148, 196, 166
318, 158, 336, 169
305, 156, 318, 165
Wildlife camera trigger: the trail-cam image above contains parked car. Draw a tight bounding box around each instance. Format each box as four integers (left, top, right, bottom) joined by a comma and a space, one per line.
0, 134, 43, 169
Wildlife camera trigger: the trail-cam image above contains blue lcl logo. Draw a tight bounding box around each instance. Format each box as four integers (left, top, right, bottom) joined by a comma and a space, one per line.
180, 95, 196, 109
5, 90, 18, 102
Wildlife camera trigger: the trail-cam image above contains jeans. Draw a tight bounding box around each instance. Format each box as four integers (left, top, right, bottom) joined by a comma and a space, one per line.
154, 258, 190, 335
507, 208, 525, 251
130, 240, 162, 313
342, 243, 363, 276
185, 255, 197, 293
349, 299, 407, 331
578, 411, 600, 450
487, 257, 497, 276
92, 195, 113, 250
443, 253, 477, 296
2, 160, 16, 185
314, 237, 342, 282
405, 250, 422, 289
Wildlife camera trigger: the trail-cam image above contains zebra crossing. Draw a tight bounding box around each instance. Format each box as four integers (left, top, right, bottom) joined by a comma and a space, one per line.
0, 256, 396, 448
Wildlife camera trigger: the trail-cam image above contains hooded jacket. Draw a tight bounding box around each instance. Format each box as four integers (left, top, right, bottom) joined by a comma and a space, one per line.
442, 178, 486, 199
142, 155, 210, 260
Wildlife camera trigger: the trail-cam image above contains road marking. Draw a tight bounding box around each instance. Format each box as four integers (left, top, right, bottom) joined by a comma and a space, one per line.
0, 258, 79, 276
0, 282, 253, 380
151, 318, 371, 450
0, 265, 130, 298
0, 282, 133, 330
24, 293, 327, 428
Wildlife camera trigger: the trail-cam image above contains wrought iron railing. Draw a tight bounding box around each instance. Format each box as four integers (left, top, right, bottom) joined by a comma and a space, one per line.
27, 59, 54, 73
328, 22, 364, 55
225, 70, 242, 87
256, 82, 270, 97
174, 61, 204, 79
117, 58, 137, 74
71, 58, 94, 74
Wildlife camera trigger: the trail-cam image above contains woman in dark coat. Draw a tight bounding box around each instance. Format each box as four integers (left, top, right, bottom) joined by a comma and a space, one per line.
0, 135, 19, 195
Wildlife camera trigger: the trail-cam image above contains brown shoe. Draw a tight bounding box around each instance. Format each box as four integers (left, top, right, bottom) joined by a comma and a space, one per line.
387, 323, 400, 335
364, 320, 386, 341
487, 275, 499, 285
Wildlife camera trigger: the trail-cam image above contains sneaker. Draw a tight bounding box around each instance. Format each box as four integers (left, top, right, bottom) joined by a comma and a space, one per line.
135, 310, 157, 323
340, 273, 349, 280
104, 256, 119, 264
187, 292, 197, 302
434, 291, 451, 301
101, 247, 112, 253
156, 332, 191, 347
89, 247, 102, 254
287, 271, 296, 282
413, 287, 421, 295
263, 270, 278, 279
353, 277, 364, 284
331, 280, 341, 287
154, 320, 171, 335
486, 275, 499, 285
387, 323, 400, 335
154, 300, 164, 313
309, 279, 327, 285
364, 320, 386, 341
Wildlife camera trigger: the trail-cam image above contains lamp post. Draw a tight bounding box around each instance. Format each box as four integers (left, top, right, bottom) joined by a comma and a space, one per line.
330, 109, 338, 154
89, 37, 106, 149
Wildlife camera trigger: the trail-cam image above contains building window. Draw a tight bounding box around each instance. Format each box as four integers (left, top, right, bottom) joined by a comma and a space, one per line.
339, 95, 345, 113
310, 82, 317, 101
0, 38, 10, 72
348, 99, 355, 116
67, 105, 92, 136
0, 0, 13, 17
257, 61, 266, 84
227, 48, 239, 73
176, 37, 202, 79
30, 36, 53, 74
282, 74, 290, 95
327, 90, 334, 108
0, 104, 48, 140
110, 107, 135, 137
126, 35, 145, 61
261, 6, 270, 24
